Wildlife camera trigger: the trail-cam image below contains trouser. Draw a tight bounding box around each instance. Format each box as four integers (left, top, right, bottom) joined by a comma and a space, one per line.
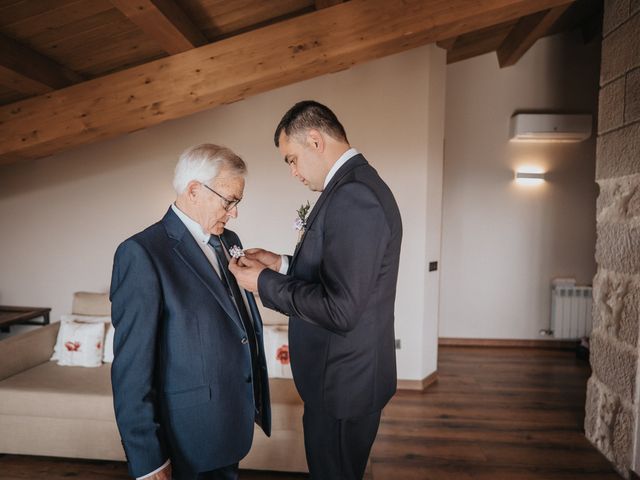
302, 405, 382, 480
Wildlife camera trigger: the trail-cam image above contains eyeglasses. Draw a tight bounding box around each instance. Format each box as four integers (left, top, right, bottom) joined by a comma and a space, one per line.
202, 183, 241, 211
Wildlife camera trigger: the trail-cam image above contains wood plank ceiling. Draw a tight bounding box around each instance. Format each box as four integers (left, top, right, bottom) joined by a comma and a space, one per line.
0, 0, 602, 165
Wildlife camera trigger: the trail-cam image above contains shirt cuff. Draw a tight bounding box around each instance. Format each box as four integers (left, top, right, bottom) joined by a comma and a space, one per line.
279, 255, 289, 274
137, 459, 170, 479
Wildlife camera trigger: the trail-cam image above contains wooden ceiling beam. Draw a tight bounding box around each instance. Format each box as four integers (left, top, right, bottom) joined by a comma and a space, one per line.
496, 4, 571, 67
0, 0, 575, 165
0, 33, 83, 95
445, 20, 516, 64
110, 0, 207, 54
436, 37, 458, 50
315, 0, 344, 9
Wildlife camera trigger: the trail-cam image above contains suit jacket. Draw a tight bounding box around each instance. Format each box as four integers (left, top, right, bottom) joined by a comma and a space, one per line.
258, 154, 402, 419
110, 207, 271, 478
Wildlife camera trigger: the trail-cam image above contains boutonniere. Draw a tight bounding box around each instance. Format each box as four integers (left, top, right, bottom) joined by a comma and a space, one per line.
293, 201, 311, 244
229, 245, 245, 259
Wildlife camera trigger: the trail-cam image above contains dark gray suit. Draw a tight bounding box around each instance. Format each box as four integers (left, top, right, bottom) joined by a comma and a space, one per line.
110, 208, 271, 479
258, 154, 402, 479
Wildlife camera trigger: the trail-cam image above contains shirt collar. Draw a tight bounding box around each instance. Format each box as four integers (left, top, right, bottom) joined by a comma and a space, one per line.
323, 147, 359, 189
171, 203, 211, 245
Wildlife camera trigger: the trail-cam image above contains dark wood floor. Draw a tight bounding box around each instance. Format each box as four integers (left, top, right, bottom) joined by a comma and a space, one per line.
0, 347, 621, 479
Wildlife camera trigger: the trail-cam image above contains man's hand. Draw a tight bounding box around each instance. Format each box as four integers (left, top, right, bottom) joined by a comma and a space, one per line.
144, 463, 171, 480
229, 257, 267, 293
244, 248, 282, 272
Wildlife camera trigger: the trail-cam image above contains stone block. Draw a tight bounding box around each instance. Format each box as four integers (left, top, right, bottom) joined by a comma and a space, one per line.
625, 67, 640, 124
599, 76, 625, 133
629, 180, 640, 217
593, 271, 638, 347
596, 180, 616, 218
632, 0, 640, 15
620, 279, 640, 345
590, 381, 621, 462
596, 222, 640, 274
601, 13, 640, 85
612, 403, 633, 469
592, 293, 605, 331
589, 331, 637, 403
596, 176, 640, 220
596, 122, 640, 180
585, 376, 601, 439
604, 0, 630, 37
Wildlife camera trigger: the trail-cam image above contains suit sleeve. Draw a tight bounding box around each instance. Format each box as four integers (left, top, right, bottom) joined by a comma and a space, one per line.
110, 239, 168, 478
258, 182, 389, 334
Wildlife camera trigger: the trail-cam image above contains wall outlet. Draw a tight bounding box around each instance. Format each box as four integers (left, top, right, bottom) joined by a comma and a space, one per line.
395, 339, 401, 349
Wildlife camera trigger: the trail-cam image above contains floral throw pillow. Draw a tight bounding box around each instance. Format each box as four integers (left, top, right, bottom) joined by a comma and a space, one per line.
50, 314, 110, 361
54, 321, 106, 368
263, 325, 293, 379
103, 323, 115, 363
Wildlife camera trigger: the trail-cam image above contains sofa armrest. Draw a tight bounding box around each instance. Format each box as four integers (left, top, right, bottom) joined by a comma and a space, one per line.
0, 322, 60, 381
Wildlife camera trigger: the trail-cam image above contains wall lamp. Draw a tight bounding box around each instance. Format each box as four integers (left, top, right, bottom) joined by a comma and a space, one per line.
515, 169, 546, 186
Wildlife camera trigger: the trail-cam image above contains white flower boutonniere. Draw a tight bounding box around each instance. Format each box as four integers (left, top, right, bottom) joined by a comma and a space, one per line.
293, 201, 311, 244
229, 245, 245, 259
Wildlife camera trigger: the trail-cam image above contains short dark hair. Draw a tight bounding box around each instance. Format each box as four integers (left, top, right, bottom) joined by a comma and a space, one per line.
274, 100, 348, 147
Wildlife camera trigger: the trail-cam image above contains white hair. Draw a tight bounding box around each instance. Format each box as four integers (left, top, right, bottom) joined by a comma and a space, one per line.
173, 143, 247, 194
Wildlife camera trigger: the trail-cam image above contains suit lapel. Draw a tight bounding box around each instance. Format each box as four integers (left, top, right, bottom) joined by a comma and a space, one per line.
290, 154, 368, 268
163, 208, 244, 332
219, 229, 263, 335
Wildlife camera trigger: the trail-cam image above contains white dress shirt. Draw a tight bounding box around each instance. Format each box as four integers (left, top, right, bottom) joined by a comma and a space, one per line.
324, 147, 359, 189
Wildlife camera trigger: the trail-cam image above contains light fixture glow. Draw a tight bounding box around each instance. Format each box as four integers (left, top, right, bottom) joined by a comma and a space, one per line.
515, 167, 546, 186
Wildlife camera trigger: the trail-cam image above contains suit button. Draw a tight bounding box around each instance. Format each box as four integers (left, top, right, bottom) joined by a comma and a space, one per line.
246, 374, 252, 383
241, 337, 248, 344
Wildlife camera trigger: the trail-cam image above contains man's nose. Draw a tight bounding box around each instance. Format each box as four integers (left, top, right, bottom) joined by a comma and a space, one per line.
227, 205, 239, 218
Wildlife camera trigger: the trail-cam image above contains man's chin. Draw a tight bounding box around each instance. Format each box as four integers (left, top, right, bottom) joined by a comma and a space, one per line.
211, 224, 226, 235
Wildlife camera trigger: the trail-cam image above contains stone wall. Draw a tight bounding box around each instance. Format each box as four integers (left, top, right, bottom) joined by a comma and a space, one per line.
585, 0, 640, 477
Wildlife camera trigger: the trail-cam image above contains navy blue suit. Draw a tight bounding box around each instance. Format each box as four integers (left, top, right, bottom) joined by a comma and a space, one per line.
258, 154, 402, 479
110, 208, 271, 479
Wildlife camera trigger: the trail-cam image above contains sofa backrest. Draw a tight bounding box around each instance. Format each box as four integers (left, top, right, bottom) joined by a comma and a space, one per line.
0, 322, 60, 382
72, 292, 110, 316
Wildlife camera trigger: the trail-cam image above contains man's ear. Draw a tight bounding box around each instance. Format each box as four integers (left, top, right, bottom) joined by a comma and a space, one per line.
307, 129, 325, 152
186, 180, 201, 203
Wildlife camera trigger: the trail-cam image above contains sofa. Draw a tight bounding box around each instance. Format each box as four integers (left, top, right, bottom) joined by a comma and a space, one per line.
0, 292, 307, 473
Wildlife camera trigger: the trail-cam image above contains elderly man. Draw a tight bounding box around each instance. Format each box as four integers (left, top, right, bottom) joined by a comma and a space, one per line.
231, 101, 402, 480
110, 144, 270, 480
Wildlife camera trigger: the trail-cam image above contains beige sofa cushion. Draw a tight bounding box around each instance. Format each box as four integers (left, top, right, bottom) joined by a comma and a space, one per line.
0, 363, 300, 425
0, 323, 59, 382
0, 361, 115, 421
72, 292, 110, 317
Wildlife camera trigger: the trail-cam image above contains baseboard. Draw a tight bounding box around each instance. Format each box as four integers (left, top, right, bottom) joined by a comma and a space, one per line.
439, 337, 579, 350
397, 371, 438, 391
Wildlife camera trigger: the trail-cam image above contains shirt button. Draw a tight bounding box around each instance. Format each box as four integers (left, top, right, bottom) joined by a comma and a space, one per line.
241, 337, 248, 344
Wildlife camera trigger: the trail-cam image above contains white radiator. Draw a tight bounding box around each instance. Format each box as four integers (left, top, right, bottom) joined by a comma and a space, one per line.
551, 285, 593, 339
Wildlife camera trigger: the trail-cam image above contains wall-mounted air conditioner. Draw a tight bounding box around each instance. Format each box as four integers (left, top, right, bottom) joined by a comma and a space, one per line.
509, 114, 592, 142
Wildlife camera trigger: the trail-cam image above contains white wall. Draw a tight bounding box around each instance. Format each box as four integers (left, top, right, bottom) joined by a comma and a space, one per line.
439, 32, 600, 339
0, 45, 445, 381
423, 47, 446, 375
